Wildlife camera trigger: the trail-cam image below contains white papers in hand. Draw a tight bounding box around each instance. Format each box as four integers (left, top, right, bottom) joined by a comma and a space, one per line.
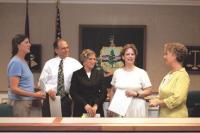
49, 96, 62, 117
108, 89, 132, 116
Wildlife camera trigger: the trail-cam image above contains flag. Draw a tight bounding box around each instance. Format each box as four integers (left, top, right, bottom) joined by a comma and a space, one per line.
25, 0, 31, 67
56, 0, 62, 40
25, 0, 30, 38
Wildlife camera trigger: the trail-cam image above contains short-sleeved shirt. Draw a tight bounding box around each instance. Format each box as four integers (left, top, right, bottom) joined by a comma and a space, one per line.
7, 56, 34, 100
111, 66, 152, 117
111, 67, 152, 91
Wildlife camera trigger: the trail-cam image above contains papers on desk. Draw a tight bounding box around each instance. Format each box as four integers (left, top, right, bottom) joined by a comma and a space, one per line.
49, 96, 62, 117
81, 113, 100, 118
108, 89, 132, 116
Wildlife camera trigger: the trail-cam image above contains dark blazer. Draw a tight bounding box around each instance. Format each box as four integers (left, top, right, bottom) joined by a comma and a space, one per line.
70, 67, 107, 117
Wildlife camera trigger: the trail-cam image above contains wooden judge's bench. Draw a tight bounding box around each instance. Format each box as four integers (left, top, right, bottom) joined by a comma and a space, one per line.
0, 117, 200, 132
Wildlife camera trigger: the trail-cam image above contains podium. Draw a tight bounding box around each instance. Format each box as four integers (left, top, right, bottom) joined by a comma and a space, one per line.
0, 117, 200, 132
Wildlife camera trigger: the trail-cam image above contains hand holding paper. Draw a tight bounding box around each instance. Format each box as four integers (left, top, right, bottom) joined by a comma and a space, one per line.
108, 89, 132, 116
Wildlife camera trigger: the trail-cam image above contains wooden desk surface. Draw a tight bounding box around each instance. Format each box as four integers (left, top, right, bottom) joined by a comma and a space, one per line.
0, 117, 200, 131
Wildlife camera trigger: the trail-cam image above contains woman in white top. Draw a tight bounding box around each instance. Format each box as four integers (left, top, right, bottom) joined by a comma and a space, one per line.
110, 44, 152, 117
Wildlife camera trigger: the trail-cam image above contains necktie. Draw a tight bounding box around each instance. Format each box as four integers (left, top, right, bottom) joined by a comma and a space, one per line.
57, 59, 65, 98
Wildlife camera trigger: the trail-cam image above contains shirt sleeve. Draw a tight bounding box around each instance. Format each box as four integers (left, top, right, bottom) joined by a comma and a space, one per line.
73, 60, 82, 71
141, 70, 152, 89
163, 73, 190, 109
39, 62, 56, 92
8, 61, 22, 77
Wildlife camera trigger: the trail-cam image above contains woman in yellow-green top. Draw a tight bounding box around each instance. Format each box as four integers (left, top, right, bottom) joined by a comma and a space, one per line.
149, 42, 190, 117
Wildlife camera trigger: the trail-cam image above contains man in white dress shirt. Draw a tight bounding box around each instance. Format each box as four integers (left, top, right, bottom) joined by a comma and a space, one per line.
39, 39, 82, 117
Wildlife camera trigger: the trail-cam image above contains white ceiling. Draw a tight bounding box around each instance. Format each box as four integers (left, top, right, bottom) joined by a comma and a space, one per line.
0, 0, 200, 6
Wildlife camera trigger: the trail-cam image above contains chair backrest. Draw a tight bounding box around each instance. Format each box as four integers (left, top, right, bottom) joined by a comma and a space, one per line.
186, 90, 200, 117
0, 103, 13, 117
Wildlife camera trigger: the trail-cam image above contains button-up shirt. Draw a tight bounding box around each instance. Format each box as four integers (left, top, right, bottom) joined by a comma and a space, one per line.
39, 56, 82, 93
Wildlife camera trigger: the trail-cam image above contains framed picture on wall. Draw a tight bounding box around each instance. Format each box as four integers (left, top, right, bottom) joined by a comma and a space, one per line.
27, 44, 42, 73
184, 46, 200, 74
79, 25, 146, 74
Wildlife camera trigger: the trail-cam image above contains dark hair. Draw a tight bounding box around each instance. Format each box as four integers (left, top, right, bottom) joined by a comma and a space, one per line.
164, 42, 188, 64
12, 34, 28, 56
53, 38, 66, 56
121, 43, 138, 57
53, 39, 59, 50
53, 38, 67, 49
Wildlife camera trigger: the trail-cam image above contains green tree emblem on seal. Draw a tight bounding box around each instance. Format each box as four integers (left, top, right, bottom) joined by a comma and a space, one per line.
108, 49, 116, 68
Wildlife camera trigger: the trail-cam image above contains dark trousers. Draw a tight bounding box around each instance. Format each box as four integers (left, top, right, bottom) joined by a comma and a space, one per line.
42, 93, 72, 117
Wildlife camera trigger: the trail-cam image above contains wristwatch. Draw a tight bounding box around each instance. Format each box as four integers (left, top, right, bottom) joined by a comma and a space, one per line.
135, 92, 139, 97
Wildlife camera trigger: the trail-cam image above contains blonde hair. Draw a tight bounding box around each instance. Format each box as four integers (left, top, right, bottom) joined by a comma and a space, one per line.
80, 49, 96, 63
164, 42, 188, 63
